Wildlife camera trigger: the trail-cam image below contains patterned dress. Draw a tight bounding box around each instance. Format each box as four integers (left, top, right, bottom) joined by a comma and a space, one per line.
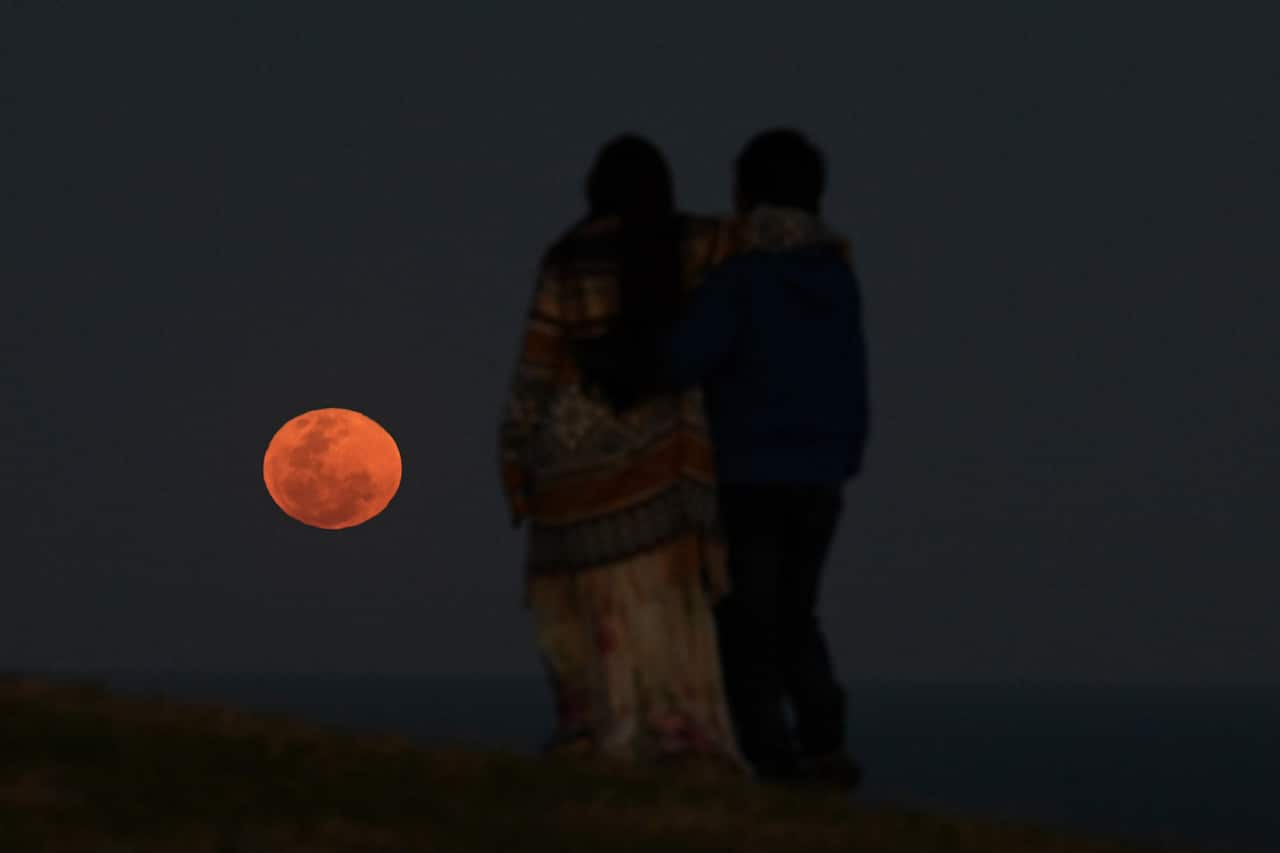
499, 213, 749, 774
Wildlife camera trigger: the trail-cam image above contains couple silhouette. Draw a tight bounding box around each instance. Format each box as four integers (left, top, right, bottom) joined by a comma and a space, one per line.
499, 128, 870, 789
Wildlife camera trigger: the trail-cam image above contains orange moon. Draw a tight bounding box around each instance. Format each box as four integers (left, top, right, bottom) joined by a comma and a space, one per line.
263, 408, 402, 530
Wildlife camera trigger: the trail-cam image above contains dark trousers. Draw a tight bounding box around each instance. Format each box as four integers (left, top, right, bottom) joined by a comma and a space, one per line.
714, 483, 847, 776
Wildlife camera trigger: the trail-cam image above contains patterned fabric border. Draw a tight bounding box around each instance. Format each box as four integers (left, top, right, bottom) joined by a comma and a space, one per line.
526, 479, 719, 574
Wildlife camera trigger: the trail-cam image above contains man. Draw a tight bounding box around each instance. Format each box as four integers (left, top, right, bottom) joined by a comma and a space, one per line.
658, 129, 871, 787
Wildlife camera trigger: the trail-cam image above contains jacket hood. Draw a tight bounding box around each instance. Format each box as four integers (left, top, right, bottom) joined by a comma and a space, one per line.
737, 205, 848, 255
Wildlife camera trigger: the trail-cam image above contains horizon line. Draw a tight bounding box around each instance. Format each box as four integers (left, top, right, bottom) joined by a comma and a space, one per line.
7, 667, 1279, 691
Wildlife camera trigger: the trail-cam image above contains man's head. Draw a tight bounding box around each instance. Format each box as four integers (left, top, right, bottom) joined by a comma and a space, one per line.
733, 128, 826, 215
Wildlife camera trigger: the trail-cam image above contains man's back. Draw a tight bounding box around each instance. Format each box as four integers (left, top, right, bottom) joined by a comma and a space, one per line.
662, 237, 870, 485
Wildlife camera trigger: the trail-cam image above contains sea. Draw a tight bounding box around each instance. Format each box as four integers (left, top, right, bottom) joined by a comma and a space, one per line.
38, 672, 1279, 852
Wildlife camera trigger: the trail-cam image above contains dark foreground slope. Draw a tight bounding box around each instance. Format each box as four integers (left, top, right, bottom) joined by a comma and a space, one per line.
0, 675, 1210, 853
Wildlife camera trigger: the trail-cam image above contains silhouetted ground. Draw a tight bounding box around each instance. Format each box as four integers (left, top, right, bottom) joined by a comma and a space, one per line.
0, 674, 1215, 852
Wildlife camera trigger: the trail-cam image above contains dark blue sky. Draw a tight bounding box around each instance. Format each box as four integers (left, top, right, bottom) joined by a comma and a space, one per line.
4, 3, 1278, 682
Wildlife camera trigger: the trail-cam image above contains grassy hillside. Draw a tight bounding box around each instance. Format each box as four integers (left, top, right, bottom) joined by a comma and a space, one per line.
0, 674, 1209, 853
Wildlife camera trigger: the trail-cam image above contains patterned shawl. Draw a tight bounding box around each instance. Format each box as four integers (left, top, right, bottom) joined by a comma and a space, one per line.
500, 214, 733, 579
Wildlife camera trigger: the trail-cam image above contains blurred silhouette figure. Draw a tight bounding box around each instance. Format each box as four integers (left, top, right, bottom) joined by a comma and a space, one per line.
498, 135, 748, 775
582, 129, 870, 788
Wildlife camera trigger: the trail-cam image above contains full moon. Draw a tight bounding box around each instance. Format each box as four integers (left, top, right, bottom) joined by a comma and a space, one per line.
263, 408, 402, 530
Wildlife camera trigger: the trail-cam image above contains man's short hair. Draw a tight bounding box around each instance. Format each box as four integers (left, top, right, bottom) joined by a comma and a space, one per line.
735, 128, 826, 214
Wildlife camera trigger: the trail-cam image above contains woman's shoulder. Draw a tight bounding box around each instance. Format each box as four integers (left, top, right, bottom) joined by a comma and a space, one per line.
542, 216, 622, 269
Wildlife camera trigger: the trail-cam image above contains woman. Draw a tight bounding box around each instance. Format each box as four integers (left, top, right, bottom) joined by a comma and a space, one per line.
498, 136, 746, 774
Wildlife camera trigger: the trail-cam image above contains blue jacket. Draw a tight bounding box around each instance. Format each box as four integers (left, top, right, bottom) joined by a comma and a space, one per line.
659, 244, 870, 485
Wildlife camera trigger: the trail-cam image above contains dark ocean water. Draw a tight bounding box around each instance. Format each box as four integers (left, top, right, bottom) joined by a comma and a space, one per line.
42, 673, 1279, 852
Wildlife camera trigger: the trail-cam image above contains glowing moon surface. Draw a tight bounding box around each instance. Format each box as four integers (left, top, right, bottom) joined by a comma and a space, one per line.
263, 408, 402, 530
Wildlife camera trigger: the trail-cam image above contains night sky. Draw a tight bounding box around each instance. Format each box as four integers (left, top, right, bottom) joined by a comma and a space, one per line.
5, 3, 1278, 684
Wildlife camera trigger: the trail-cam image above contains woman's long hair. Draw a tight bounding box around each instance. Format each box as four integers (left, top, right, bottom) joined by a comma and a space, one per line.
573, 135, 683, 412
